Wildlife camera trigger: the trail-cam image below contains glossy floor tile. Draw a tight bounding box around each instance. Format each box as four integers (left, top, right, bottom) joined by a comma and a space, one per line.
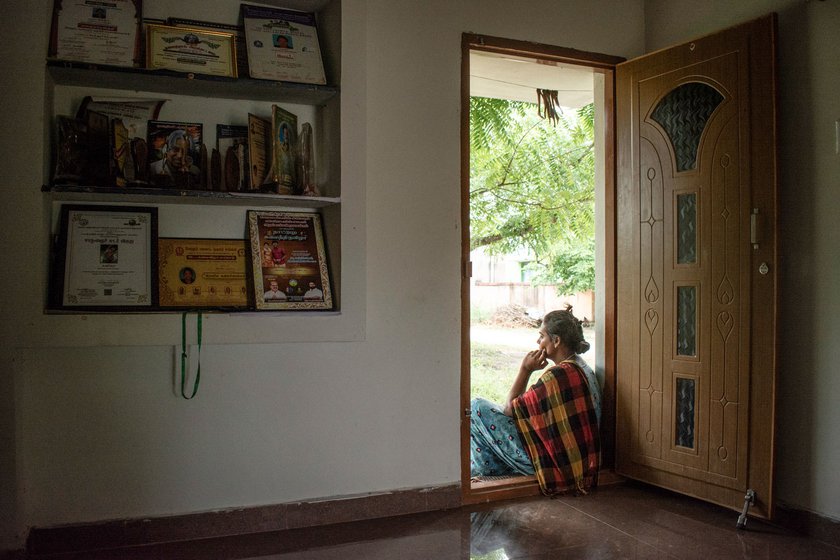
29, 482, 839, 559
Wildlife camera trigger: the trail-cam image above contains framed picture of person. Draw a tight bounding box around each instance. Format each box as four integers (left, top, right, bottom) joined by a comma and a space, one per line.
247, 210, 333, 310
147, 120, 203, 189
50, 204, 158, 311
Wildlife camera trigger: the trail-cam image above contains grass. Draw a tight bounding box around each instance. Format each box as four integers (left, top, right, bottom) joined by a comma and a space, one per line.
470, 550, 509, 560
470, 340, 521, 404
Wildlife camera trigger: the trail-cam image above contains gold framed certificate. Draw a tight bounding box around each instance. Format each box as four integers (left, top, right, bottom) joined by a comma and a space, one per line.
49, 0, 142, 67
51, 205, 158, 311
248, 210, 333, 310
146, 24, 237, 78
158, 238, 249, 309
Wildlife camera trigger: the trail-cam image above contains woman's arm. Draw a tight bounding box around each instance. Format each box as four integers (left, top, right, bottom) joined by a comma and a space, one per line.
503, 348, 547, 416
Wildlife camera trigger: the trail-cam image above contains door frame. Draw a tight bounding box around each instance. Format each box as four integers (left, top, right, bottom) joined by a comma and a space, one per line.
460, 33, 623, 504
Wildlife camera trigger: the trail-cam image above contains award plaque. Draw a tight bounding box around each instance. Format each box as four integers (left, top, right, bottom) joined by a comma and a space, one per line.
241, 4, 326, 85
146, 23, 237, 78
271, 104, 297, 193
247, 210, 332, 310
247, 114, 270, 189
49, 0, 142, 67
52, 205, 158, 311
158, 238, 249, 309
217, 124, 249, 191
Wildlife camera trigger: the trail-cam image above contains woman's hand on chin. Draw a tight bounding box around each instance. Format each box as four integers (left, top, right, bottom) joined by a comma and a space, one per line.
521, 348, 547, 373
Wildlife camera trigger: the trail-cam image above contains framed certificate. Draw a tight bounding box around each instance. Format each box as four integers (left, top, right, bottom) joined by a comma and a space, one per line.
241, 4, 326, 85
168, 17, 249, 78
247, 210, 333, 310
49, 0, 142, 67
51, 205, 158, 311
146, 23, 237, 78
158, 238, 249, 309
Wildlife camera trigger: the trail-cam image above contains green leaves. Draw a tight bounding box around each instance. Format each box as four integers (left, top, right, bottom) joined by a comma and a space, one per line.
470, 96, 595, 292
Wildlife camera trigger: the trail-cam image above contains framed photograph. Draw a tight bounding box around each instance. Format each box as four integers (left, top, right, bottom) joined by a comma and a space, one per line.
247, 210, 333, 310
146, 23, 237, 78
49, 0, 142, 67
241, 4, 326, 85
158, 238, 249, 309
51, 205, 158, 311
147, 120, 203, 189
271, 105, 297, 193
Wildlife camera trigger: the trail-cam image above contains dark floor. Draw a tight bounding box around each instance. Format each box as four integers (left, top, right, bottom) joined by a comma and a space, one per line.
28, 481, 839, 559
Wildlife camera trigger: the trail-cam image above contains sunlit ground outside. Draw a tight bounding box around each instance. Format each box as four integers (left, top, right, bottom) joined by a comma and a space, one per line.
471, 549, 510, 560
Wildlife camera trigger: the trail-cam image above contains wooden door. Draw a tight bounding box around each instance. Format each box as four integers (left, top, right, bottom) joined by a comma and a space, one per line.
615, 16, 777, 518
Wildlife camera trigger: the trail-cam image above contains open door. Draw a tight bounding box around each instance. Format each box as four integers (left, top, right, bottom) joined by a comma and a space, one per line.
615, 16, 778, 518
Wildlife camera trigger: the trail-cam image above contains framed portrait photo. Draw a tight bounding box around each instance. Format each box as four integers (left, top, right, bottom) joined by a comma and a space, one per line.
247, 210, 333, 310
51, 205, 158, 311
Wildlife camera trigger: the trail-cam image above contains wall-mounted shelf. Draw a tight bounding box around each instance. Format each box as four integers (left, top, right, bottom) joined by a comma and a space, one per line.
38, 0, 350, 326
43, 184, 341, 208
47, 60, 338, 105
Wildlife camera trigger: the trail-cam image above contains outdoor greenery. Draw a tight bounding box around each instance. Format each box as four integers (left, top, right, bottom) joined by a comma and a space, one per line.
470, 341, 521, 404
470, 96, 596, 294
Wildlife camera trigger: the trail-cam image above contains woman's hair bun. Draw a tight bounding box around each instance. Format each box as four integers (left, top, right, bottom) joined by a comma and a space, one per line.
577, 340, 591, 354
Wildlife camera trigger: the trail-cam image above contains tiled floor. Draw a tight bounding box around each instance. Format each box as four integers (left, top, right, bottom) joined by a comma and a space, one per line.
29, 481, 839, 559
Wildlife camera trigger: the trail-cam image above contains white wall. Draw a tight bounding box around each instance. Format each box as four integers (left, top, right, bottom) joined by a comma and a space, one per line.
645, 0, 840, 522
0, 0, 645, 550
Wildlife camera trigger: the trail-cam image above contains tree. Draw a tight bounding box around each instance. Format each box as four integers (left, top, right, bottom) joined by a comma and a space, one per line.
470, 96, 595, 294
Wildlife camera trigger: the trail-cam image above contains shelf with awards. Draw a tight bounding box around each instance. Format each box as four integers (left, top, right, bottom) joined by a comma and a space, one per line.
40, 0, 350, 323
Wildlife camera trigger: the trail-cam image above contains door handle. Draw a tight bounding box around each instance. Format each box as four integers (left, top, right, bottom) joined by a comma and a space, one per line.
750, 208, 761, 250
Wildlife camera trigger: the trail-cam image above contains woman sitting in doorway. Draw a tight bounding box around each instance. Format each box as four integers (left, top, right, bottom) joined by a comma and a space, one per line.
470, 305, 602, 495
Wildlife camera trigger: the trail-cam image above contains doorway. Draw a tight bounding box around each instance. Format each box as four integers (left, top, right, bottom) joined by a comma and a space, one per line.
460, 34, 621, 503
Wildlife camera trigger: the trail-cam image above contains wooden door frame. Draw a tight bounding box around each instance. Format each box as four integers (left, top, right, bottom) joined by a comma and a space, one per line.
460, 33, 623, 504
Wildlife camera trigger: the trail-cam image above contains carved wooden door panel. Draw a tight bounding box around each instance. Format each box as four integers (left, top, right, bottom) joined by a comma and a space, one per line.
615, 16, 777, 518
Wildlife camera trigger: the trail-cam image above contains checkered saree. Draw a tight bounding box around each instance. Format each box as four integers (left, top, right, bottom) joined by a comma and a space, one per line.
512, 360, 600, 495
